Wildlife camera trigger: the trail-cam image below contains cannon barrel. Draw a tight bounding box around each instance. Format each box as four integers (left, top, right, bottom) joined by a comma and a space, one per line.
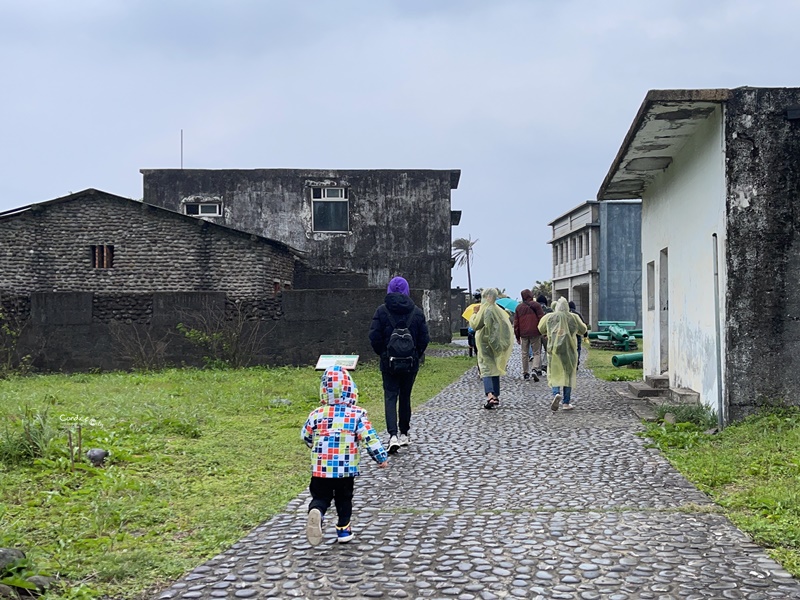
606, 324, 630, 341
612, 352, 643, 367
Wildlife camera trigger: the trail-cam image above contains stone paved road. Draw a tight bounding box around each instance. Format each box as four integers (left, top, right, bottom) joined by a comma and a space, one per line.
154, 349, 800, 599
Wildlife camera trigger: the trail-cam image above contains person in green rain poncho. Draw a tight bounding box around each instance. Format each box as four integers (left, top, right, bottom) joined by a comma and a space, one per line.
538, 297, 588, 411
469, 288, 514, 409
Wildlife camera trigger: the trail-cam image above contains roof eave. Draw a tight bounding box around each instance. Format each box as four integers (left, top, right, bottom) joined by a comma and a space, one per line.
597, 88, 731, 201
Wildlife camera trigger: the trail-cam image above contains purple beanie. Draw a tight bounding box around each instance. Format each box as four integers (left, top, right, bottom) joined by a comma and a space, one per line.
387, 276, 410, 296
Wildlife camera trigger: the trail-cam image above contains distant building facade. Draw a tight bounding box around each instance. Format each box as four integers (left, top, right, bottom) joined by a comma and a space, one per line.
140, 168, 461, 341
0, 189, 404, 371
549, 200, 642, 329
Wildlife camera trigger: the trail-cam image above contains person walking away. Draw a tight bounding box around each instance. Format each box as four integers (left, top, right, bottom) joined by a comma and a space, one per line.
538, 297, 587, 411
568, 300, 589, 367
536, 295, 553, 373
514, 289, 545, 382
369, 276, 430, 454
302, 365, 389, 545
469, 287, 514, 409
466, 291, 480, 358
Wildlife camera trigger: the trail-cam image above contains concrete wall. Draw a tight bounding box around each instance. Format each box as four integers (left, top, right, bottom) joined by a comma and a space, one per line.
140, 169, 457, 340
724, 88, 800, 420
5, 289, 428, 372
641, 106, 726, 408
598, 201, 642, 327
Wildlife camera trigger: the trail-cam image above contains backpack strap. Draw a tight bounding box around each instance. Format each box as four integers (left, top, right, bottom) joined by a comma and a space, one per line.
387, 312, 407, 328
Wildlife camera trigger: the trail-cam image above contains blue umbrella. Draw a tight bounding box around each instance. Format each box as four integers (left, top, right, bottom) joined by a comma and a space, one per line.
496, 297, 519, 313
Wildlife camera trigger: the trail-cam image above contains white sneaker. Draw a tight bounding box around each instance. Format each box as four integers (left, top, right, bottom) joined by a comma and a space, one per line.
398, 433, 410, 447
562, 403, 574, 411
388, 435, 400, 454
550, 393, 562, 412
306, 508, 323, 546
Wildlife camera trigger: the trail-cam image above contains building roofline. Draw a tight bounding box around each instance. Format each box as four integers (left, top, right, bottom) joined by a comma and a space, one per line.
597, 88, 732, 201
546, 200, 599, 227
0, 188, 304, 256
140, 168, 462, 189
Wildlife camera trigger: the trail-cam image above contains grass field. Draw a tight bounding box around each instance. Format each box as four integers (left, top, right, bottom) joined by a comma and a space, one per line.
583, 344, 642, 381
0, 350, 473, 599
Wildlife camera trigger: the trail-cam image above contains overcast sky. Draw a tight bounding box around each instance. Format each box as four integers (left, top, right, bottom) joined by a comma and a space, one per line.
1, 0, 797, 299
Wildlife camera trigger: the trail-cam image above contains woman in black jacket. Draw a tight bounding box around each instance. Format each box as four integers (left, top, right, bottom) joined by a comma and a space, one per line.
368, 277, 430, 454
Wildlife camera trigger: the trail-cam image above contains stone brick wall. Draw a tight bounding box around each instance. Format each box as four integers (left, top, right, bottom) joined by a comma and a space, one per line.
724, 87, 800, 419
0, 190, 296, 298
0, 189, 445, 372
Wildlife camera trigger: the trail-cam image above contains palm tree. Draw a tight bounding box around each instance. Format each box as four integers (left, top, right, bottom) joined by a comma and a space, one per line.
452, 236, 478, 296
531, 280, 552, 301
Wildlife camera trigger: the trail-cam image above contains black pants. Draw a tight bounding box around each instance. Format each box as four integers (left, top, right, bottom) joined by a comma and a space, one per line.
382, 371, 416, 437
308, 476, 355, 527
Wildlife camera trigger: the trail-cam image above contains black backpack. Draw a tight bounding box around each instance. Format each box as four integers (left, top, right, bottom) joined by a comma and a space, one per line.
386, 313, 417, 374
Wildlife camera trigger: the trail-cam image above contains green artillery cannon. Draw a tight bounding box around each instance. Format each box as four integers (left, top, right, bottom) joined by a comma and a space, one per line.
589, 323, 638, 350
612, 352, 643, 367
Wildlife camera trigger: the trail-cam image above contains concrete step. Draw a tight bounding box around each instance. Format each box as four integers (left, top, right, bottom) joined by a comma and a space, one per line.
645, 374, 670, 389
615, 389, 659, 422
629, 402, 659, 422
670, 387, 700, 405
627, 381, 670, 398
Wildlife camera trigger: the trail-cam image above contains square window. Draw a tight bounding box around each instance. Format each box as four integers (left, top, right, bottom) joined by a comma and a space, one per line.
91, 245, 114, 268
311, 187, 349, 232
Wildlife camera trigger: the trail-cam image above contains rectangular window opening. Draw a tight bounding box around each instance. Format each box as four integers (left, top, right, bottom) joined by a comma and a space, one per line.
647, 261, 655, 311
91, 245, 115, 269
184, 202, 221, 217
311, 187, 350, 232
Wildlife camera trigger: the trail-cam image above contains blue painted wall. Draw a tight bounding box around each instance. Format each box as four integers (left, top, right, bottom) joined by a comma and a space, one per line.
598, 202, 642, 327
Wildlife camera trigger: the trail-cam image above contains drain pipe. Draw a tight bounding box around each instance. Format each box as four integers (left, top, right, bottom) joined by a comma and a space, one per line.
712, 234, 725, 430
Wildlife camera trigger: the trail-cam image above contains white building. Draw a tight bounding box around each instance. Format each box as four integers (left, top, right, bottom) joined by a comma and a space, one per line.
597, 87, 800, 423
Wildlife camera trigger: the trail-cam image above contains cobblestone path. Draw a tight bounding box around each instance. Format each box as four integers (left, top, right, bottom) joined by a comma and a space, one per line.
155, 349, 800, 599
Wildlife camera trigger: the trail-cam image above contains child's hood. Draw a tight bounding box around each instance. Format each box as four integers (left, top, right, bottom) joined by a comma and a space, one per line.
319, 365, 358, 406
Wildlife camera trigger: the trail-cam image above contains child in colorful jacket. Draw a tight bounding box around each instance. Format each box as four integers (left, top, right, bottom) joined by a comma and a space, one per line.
302, 365, 389, 545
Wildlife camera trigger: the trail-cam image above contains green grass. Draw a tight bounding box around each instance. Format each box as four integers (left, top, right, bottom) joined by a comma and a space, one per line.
640, 406, 800, 576
584, 346, 642, 381
3, 344, 800, 596
0, 348, 473, 599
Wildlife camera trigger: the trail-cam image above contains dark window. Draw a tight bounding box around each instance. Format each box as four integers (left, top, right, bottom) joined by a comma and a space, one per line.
91, 245, 114, 269
311, 187, 349, 232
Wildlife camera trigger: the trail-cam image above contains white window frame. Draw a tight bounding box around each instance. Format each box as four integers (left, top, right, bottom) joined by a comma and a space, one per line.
184, 202, 222, 217
311, 187, 350, 233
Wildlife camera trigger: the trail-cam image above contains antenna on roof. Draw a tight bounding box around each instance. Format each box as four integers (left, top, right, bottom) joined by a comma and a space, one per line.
180, 129, 184, 169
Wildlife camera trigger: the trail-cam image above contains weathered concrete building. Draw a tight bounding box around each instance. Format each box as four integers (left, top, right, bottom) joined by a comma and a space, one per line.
549, 200, 642, 330
0, 189, 409, 371
140, 168, 461, 341
598, 87, 800, 421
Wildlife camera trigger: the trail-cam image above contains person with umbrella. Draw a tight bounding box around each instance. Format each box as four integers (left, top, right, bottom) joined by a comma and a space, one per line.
462, 292, 482, 358
538, 297, 588, 411
469, 287, 514, 409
